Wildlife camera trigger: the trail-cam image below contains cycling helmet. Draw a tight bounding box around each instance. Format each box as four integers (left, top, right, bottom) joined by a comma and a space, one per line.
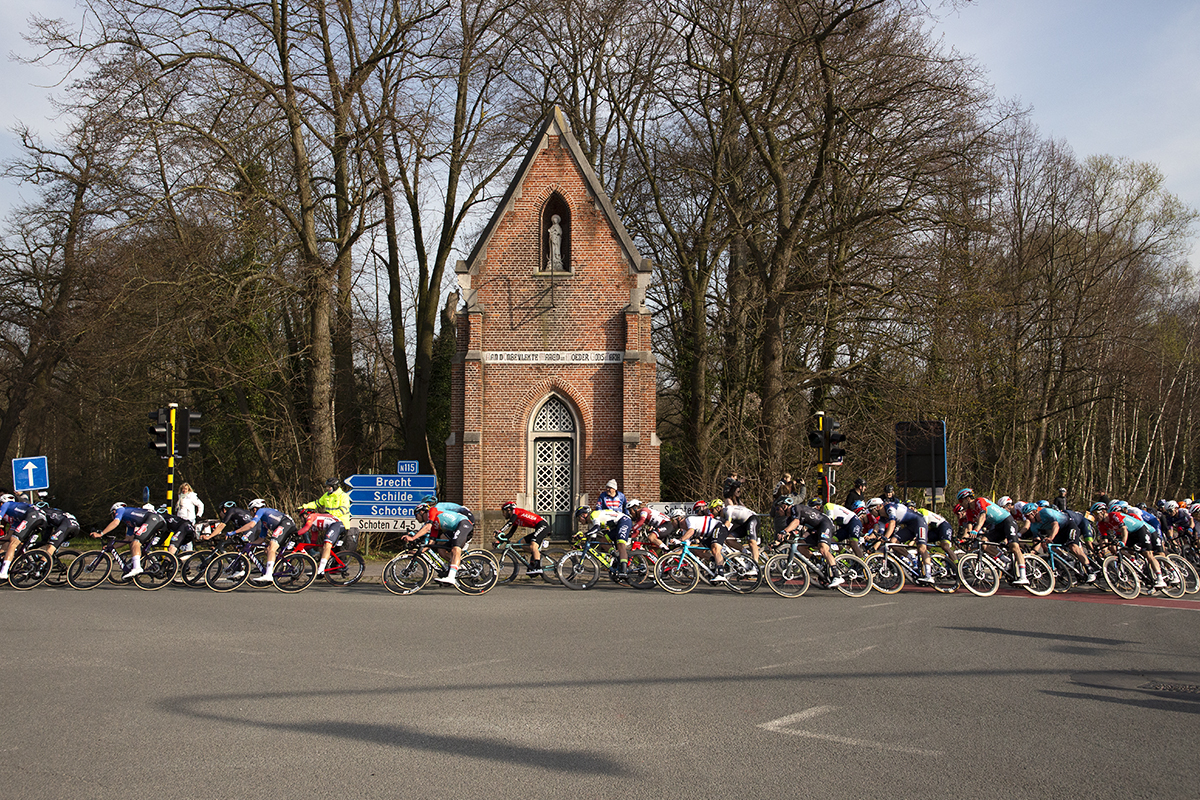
142, 503, 156, 511
807, 497, 822, 508
627, 498, 642, 510
0, 494, 13, 504
998, 496, 1012, 507
773, 496, 794, 514
866, 497, 884, 510
110, 502, 126, 515
421, 494, 438, 505
223, 500, 237, 510
669, 507, 686, 520
850, 500, 866, 512
1038, 500, 1049, 507
574, 505, 591, 519
692, 500, 709, 516
1191, 502, 1200, 516
1166, 500, 1179, 513
501, 501, 516, 515
1106, 500, 1123, 513
709, 498, 724, 511
415, 502, 432, 519
325, 477, 340, 488
1021, 502, 1039, 516
957, 488, 974, 502
35, 501, 48, 509
248, 498, 267, 510
1089, 501, 1107, 514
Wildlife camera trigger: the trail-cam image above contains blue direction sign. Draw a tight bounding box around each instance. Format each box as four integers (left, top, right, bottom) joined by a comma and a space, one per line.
349, 488, 431, 504
350, 502, 421, 518
345, 474, 438, 491
13, 456, 49, 492
396, 460, 419, 474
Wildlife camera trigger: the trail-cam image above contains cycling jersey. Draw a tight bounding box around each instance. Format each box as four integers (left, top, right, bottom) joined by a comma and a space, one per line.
824, 503, 863, 543
719, 504, 760, 542
679, 513, 724, 546
582, 508, 633, 543
113, 506, 165, 546
631, 506, 670, 536
498, 507, 549, 544
0, 501, 48, 544
161, 513, 197, 550
43, 507, 80, 548
297, 511, 345, 545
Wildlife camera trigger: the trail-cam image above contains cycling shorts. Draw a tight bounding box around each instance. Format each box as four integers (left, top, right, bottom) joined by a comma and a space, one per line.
443, 519, 475, 550
13, 510, 48, 545
265, 519, 298, 547
982, 517, 1018, 545
728, 515, 760, 543
131, 514, 166, 546
927, 520, 953, 544
606, 517, 634, 545
521, 519, 551, 547
47, 518, 81, 549
891, 516, 929, 546
834, 517, 863, 543
319, 520, 346, 546
802, 518, 836, 548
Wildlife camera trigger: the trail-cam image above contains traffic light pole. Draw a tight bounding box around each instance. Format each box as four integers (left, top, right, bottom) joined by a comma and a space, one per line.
167, 403, 177, 515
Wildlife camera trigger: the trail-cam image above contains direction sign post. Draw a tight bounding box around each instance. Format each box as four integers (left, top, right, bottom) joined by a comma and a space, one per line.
12, 456, 49, 493
348, 473, 438, 543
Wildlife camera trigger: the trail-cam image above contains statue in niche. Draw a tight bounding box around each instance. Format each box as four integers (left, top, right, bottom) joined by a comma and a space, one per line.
547, 214, 564, 271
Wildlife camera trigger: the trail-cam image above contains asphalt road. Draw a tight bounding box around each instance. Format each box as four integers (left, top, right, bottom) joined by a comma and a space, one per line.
2, 578, 1198, 800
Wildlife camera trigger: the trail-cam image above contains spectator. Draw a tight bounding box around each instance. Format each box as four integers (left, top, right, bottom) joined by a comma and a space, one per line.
722, 473, 743, 505
845, 478, 866, 509
773, 472, 797, 501
1053, 487, 1068, 512
176, 482, 205, 523
596, 479, 627, 514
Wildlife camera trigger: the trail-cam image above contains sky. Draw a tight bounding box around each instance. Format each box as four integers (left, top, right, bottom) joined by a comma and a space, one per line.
1, 0, 1198, 264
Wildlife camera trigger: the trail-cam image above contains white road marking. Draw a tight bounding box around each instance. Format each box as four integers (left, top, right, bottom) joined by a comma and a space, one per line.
755, 644, 878, 670
759, 706, 943, 755
861, 602, 897, 608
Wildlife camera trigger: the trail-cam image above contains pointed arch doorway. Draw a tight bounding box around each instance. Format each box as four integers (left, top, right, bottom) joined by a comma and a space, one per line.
529, 394, 578, 539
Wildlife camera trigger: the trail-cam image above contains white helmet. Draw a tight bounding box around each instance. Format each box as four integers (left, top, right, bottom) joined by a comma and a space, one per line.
866, 497, 884, 510
111, 502, 126, 515
627, 498, 642, 509
248, 498, 267, 510
1166, 500, 1179, 513
0, 493, 13, 504
998, 496, 1012, 507
142, 503, 156, 511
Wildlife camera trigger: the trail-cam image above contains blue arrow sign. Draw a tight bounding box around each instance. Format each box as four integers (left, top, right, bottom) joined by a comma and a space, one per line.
12, 456, 49, 492
396, 460, 419, 474
350, 502, 421, 518
346, 474, 438, 491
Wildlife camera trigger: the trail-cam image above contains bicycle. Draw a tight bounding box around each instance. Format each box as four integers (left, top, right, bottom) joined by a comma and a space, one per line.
651, 538, 766, 595
492, 531, 566, 585
291, 537, 366, 586
955, 537, 1054, 597
3, 537, 54, 590
1029, 536, 1099, 593
864, 540, 958, 594
1099, 543, 1185, 600
202, 535, 317, 593
381, 537, 499, 596
66, 534, 179, 591
760, 533, 872, 598
556, 532, 658, 590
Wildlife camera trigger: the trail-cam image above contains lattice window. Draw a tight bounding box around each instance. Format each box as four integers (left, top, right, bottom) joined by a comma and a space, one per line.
535, 439, 573, 512
533, 396, 575, 432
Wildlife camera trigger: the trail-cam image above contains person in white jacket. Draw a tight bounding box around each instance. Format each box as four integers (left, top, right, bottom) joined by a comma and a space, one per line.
176, 483, 205, 523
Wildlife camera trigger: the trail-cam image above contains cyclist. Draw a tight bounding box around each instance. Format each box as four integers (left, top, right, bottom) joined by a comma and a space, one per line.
718, 499, 764, 569
205, 501, 255, 541
1022, 502, 1098, 584
823, 499, 866, 559
40, 503, 80, 558
159, 505, 199, 557
90, 502, 166, 580
955, 488, 1029, 585
595, 479, 627, 514
1162, 500, 1193, 548
295, 506, 346, 576
915, 506, 958, 566
575, 503, 634, 577
494, 501, 551, 576
628, 499, 672, 555
227, 500, 298, 585
1097, 500, 1167, 589
0, 494, 49, 581
669, 501, 730, 583
868, 496, 936, 585
403, 501, 474, 585
776, 496, 845, 588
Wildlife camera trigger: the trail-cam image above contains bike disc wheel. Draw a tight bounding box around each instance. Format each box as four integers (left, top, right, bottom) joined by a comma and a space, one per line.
865, 553, 904, 595
1101, 555, 1140, 599
274, 552, 317, 593
67, 549, 113, 590
833, 553, 872, 597
381, 555, 429, 595
455, 552, 499, 595
957, 553, 1000, 597
556, 551, 601, 590
9, 550, 52, 590
764, 553, 810, 598
133, 550, 179, 591
205, 552, 250, 592
323, 549, 365, 586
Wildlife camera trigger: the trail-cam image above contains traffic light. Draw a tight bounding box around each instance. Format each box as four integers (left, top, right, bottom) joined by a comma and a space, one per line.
177, 408, 201, 456
825, 419, 846, 464
807, 412, 825, 461
148, 408, 171, 457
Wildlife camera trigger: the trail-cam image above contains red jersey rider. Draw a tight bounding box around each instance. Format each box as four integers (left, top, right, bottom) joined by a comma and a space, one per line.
495, 502, 552, 576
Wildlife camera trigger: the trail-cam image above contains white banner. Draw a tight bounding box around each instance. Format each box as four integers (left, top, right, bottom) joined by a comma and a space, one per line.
351, 517, 420, 533
482, 351, 623, 365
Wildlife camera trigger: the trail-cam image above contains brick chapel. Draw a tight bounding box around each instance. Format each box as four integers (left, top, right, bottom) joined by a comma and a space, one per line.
446, 107, 660, 536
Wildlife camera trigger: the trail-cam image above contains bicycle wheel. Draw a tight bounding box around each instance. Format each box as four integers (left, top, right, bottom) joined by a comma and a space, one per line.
67, 549, 113, 590
179, 549, 215, 587
455, 552, 499, 595
957, 553, 1000, 597
1167, 553, 1199, 594
930, 553, 959, 594
557, 550, 601, 590
46, 548, 80, 588
1021, 554, 1055, 596
865, 553, 904, 595
381, 554, 429, 595
538, 547, 567, 585
205, 552, 250, 592
274, 552, 317, 593
1158, 558, 1186, 599
133, 550, 179, 591
495, 549, 522, 584
833, 553, 872, 597
322, 549, 364, 586
109, 550, 136, 585
8, 550, 52, 590
623, 551, 656, 590
723, 552, 763, 594
654, 550, 700, 594
764, 553, 810, 598
1050, 558, 1075, 593
1101, 555, 1140, 599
